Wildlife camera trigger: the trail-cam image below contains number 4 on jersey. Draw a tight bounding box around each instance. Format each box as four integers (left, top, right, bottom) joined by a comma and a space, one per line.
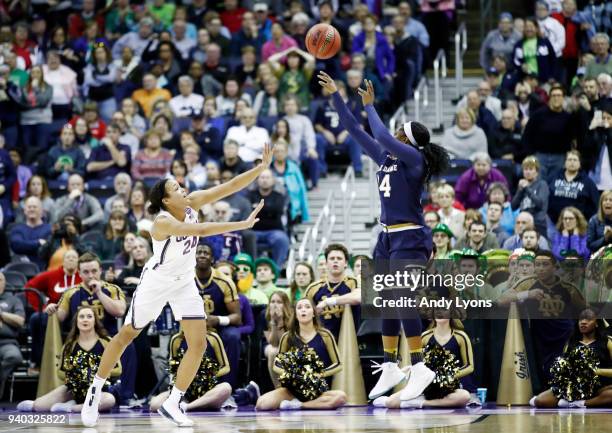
379, 173, 391, 197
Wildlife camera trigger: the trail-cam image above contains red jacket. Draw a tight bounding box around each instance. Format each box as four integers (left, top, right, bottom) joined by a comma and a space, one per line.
552, 12, 580, 59
25, 267, 82, 311
220, 8, 247, 34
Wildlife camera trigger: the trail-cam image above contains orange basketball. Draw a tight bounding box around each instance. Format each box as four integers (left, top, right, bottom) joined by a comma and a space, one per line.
305, 24, 341, 60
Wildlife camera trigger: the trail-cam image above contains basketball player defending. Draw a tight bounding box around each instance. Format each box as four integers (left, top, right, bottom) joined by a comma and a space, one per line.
317, 73, 450, 402
81, 145, 273, 427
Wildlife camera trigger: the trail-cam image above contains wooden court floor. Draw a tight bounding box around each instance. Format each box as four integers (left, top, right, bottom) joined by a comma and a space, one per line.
1, 406, 611, 433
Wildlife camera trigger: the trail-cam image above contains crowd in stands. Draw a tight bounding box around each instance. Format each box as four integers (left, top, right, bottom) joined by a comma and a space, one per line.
0, 0, 611, 408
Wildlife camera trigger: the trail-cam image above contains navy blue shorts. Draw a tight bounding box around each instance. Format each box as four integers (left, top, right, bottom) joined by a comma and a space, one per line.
373, 226, 433, 261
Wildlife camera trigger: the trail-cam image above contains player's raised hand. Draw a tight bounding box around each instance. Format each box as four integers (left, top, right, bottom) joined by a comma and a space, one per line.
246, 199, 264, 228
317, 71, 338, 94
260, 143, 274, 168
357, 79, 375, 106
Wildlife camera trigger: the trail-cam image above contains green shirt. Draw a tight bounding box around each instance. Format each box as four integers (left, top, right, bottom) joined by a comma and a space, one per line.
522, 38, 538, 75
585, 55, 612, 80
148, 3, 176, 28
9, 69, 28, 87
244, 287, 269, 306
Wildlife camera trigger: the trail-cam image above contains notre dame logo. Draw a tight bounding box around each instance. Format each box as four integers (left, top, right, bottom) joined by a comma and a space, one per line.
80, 300, 105, 321
203, 295, 215, 315
538, 294, 565, 317
321, 295, 344, 319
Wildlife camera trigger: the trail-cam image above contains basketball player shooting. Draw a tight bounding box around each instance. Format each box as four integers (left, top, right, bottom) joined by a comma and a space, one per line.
317, 72, 450, 403
81, 145, 274, 427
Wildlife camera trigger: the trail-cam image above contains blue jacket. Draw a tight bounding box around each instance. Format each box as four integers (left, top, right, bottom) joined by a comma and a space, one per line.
512, 37, 556, 83
9, 222, 52, 268
551, 231, 590, 261
352, 32, 395, 80
587, 214, 612, 253
273, 159, 310, 222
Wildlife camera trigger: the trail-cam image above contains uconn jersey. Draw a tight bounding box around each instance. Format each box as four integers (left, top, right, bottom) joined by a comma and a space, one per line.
148, 208, 199, 277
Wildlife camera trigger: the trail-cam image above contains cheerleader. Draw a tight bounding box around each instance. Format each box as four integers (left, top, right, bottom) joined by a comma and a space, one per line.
318, 73, 450, 401
17, 306, 120, 413
374, 309, 473, 408
263, 290, 293, 388
255, 298, 346, 410
149, 330, 231, 412
531, 308, 612, 408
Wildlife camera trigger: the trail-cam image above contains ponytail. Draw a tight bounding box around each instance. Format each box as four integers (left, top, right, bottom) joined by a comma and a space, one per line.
148, 179, 169, 215
421, 142, 450, 183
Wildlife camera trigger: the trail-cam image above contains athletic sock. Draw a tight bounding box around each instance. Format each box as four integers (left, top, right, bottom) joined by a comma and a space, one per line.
92, 375, 105, 392
168, 386, 185, 406
409, 350, 423, 365
383, 349, 398, 363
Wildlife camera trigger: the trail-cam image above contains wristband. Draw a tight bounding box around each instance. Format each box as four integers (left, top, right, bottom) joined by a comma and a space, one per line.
517, 291, 529, 301
326, 297, 338, 307
218, 316, 230, 326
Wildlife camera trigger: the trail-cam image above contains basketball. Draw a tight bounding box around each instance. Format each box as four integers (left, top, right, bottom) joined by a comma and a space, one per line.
305, 23, 342, 60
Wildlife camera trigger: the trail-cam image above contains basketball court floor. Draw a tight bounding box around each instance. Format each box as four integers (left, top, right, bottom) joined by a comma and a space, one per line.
1, 406, 611, 433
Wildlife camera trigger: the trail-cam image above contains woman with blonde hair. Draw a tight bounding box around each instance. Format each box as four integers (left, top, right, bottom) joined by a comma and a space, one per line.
441, 108, 488, 160
587, 190, 612, 252
436, 184, 465, 240
552, 206, 590, 261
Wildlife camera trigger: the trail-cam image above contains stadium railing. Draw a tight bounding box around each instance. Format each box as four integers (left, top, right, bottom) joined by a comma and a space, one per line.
454, 22, 468, 101
433, 49, 447, 133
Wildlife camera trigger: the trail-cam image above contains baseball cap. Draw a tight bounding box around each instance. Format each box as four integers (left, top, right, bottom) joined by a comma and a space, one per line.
191, 108, 205, 120
253, 2, 268, 12
486, 66, 499, 76
499, 12, 513, 21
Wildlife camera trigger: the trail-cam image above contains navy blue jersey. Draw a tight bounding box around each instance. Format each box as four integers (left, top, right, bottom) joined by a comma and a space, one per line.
332, 92, 426, 226
305, 277, 357, 338
315, 101, 343, 135
195, 268, 238, 319
277, 329, 341, 377
170, 330, 230, 378
422, 329, 476, 392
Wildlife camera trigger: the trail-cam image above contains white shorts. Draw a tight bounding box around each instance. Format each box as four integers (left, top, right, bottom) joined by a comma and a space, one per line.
124, 267, 206, 329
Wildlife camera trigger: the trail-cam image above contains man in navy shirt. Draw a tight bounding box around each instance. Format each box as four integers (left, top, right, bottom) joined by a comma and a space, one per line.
8, 196, 51, 269
86, 123, 132, 182
315, 82, 363, 176
190, 109, 223, 162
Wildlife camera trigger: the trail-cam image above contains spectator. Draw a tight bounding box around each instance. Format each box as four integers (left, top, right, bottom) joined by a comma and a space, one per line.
169, 76, 204, 119
230, 11, 265, 57
220, 0, 247, 34
151, 112, 178, 152
552, 206, 590, 260
201, 43, 230, 98
9, 196, 52, 269
289, 262, 315, 304
512, 156, 550, 236
111, 16, 156, 59
120, 98, 147, 139
172, 19, 196, 61
39, 214, 85, 271
514, 82, 544, 129
584, 100, 612, 190
548, 150, 600, 225
485, 201, 511, 246
79, 101, 107, 140
42, 51, 78, 126
0, 146, 14, 224
0, 272, 25, 398
262, 22, 298, 62
226, 107, 270, 164
26, 249, 82, 366
52, 174, 104, 230
10, 64, 53, 164
131, 131, 173, 180
131, 73, 172, 119
269, 47, 315, 111
253, 76, 280, 117
182, 143, 207, 189
597, 73, 612, 100
103, 173, 132, 216
11, 21, 37, 70
0, 63, 20, 150
480, 12, 522, 69
271, 140, 310, 226
522, 85, 577, 180
44, 124, 87, 181
215, 77, 252, 117
263, 290, 291, 388
82, 43, 117, 123
455, 221, 500, 253
455, 153, 509, 210
113, 232, 137, 271
115, 236, 150, 296
189, 28, 210, 65
72, 117, 98, 159
512, 17, 556, 83
86, 123, 131, 182
398, 2, 430, 49
432, 223, 454, 259
488, 56, 518, 99
315, 81, 363, 177
206, 16, 232, 57
16, 175, 54, 223
441, 108, 488, 159
502, 211, 551, 251
289, 13, 310, 49
109, 111, 140, 158
154, 40, 183, 87
436, 183, 466, 241
104, 0, 135, 42
8, 149, 31, 200
218, 138, 247, 176
585, 33, 612, 79
520, 228, 542, 252
490, 109, 522, 160
255, 257, 281, 300
233, 252, 267, 305
587, 191, 612, 252
253, 2, 273, 40
535, 1, 566, 59
480, 182, 518, 236
189, 109, 223, 161
67, 0, 104, 39
248, 169, 289, 266
93, 211, 129, 261
552, 0, 587, 88
45, 26, 81, 72
127, 186, 151, 225
421, 209, 438, 228
352, 14, 395, 85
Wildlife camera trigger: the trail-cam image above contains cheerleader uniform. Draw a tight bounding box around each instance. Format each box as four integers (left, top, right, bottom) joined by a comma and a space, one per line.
422, 329, 476, 393
59, 338, 122, 404
274, 329, 342, 401
168, 330, 230, 401
304, 276, 359, 339
569, 338, 612, 389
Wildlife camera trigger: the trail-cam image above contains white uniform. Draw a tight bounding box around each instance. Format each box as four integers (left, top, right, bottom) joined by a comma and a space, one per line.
124, 207, 206, 329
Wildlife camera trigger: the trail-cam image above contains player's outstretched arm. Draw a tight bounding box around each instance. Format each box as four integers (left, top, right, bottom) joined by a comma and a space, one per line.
317, 71, 385, 163
358, 79, 422, 165
187, 144, 273, 209
152, 200, 264, 240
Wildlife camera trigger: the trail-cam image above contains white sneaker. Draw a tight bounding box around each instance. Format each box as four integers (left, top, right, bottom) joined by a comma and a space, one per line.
372, 396, 389, 408
279, 399, 303, 410
81, 385, 101, 427
569, 400, 586, 408
529, 396, 538, 407
17, 400, 34, 412
158, 398, 194, 427
399, 362, 435, 401
51, 400, 76, 413
400, 395, 425, 409
221, 396, 238, 409
557, 399, 569, 407
368, 361, 406, 400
